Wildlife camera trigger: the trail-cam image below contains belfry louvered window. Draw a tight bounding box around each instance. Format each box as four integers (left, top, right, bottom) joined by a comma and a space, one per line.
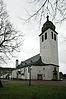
51, 32, 53, 39
42, 35, 44, 42
45, 33, 47, 40
54, 34, 56, 41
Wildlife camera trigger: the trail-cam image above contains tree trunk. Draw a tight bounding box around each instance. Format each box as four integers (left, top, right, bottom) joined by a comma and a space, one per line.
0, 80, 3, 88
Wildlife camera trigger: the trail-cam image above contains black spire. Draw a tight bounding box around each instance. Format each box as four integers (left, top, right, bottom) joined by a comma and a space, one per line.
47, 15, 49, 21
41, 15, 56, 34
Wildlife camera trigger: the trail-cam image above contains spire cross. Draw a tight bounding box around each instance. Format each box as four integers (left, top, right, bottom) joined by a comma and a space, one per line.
47, 0, 49, 21
47, 15, 49, 21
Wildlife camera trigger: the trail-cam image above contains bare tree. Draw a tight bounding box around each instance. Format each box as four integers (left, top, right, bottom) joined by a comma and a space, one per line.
0, 0, 22, 63
25, 0, 66, 23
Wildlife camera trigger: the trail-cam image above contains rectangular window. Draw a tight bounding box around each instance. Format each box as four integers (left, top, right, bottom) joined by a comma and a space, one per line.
42, 35, 44, 42
54, 34, 56, 41
51, 32, 53, 39
28, 67, 30, 73
43, 74, 45, 77
43, 68, 45, 70
24, 68, 25, 73
45, 33, 47, 40
37, 74, 43, 80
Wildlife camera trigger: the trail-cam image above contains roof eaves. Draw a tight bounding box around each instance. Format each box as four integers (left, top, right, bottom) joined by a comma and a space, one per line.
39, 28, 58, 37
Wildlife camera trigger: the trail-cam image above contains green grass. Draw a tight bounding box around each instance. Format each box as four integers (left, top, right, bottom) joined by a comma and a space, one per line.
0, 80, 66, 99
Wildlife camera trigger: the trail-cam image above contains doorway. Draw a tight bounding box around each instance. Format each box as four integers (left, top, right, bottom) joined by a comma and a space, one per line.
37, 74, 43, 80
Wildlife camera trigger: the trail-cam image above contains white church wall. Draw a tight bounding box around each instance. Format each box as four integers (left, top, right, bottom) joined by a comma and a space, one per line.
45, 66, 59, 80
31, 66, 52, 80
11, 70, 17, 79
19, 68, 25, 79
11, 67, 29, 79
40, 28, 58, 65
24, 67, 29, 79
11, 69, 21, 79
40, 29, 51, 64
11, 65, 59, 80
56, 67, 59, 80
31, 65, 59, 80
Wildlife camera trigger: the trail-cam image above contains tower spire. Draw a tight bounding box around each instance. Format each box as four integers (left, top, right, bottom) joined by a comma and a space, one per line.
47, 15, 49, 21
47, 0, 49, 21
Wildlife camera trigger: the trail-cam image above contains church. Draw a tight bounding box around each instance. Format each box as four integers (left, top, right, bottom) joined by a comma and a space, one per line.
11, 16, 59, 80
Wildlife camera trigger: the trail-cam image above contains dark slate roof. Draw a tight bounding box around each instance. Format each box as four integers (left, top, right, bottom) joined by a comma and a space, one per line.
42, 21, 55, 33
17, 54, 59, 69
17, 54, 42, 68
0, 67, 15, 71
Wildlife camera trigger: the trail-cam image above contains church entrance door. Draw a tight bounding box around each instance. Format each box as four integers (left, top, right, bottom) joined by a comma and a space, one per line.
53, 67, 58, 80
37, 74, 43, 80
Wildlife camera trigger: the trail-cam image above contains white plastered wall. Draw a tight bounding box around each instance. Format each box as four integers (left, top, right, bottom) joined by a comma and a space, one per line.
40, 29, 59, 65
31, 65, 59, 80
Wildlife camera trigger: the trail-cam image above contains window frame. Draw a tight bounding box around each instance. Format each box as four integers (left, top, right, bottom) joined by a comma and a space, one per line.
54, 34, 56, 41
51, 32, 53, 39
42, 35, 44, 42
45, 32, 47, 40
43, 68, 45, 70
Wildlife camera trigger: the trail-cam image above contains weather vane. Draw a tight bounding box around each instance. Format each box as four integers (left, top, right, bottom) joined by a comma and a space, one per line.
47, 0, 49, 21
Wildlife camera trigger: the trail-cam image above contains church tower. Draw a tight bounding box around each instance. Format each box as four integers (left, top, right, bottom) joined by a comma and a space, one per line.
39, 16, 58, 65
39, 16, 59, 80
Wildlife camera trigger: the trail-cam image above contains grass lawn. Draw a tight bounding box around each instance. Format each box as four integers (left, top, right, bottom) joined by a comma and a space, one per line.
0, 80, 66, 99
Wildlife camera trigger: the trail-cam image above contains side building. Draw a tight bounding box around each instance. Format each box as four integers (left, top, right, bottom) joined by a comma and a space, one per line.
0, 67, 14, 79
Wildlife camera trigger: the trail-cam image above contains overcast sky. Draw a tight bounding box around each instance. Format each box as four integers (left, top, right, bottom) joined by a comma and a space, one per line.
2, 0, 66, 74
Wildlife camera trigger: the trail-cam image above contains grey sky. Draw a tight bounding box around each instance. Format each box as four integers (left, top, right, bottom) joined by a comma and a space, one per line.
3, 0, 66, 74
